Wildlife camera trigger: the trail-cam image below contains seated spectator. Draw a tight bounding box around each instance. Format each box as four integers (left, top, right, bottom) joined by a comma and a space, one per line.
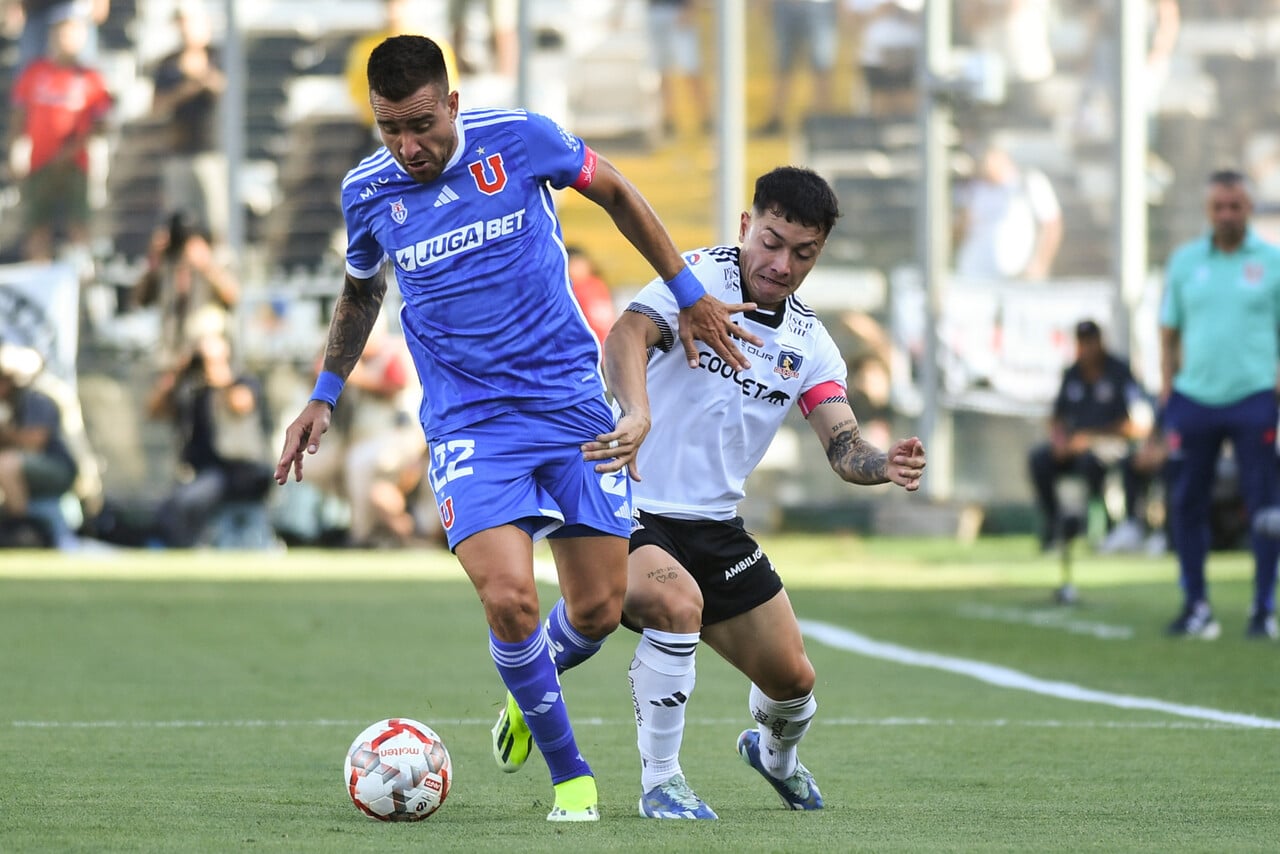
1027, 320, 1146, 551
954, 142, 1062, 281
0, 342, 78, 544
1099, 418, 1171, 555
146, 333, 273, 548
357, 428, 443, 549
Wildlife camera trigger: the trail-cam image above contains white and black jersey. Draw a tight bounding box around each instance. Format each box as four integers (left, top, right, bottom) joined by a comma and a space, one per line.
625, 246, 847, 520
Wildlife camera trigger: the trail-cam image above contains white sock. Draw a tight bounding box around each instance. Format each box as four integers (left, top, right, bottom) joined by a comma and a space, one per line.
630, 628, 699, 792
749, 683, 817, 780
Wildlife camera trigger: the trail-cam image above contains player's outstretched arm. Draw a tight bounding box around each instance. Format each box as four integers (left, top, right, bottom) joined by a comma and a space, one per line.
575, 154, 761, 370
807, 400, 926, 491
587, 310, 660, 480
275, 270, 388, 485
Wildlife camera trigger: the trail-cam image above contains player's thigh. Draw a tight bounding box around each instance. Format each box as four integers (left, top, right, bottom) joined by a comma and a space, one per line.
701, 589, 815, 699
621, 543, 704, 633
427, 421, 555, 549
536, 399, 631, 538
454, 524, 540, 637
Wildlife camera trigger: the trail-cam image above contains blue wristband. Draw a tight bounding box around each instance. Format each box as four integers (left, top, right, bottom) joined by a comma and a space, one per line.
665, 266, 705, 309
310, 370, 345, 408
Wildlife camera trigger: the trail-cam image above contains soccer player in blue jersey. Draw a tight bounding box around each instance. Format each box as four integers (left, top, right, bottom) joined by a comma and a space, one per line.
273, 35, 758, 822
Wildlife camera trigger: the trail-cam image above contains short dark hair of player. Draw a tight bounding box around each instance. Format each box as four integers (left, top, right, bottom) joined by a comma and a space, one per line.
1208, 168, 1246, 188
367, 35, 450, 103
751, 166, 842, 238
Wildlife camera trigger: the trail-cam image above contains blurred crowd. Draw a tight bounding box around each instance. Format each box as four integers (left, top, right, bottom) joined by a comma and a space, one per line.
4, 0, 1280, 551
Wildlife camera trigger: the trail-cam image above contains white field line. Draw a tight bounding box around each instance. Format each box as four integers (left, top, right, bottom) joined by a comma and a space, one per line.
5, 717, 1251, 731
955, 603, 1135, 640
799, 618, 1280, 730
8, 623, 1275, 732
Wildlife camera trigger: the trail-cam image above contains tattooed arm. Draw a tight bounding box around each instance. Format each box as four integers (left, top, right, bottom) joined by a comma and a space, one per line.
806, 399, 926, 491
275, 271, 387, 484
318, 270, 388, 386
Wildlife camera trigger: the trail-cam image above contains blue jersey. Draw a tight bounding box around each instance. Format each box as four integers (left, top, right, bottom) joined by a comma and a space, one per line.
341, 108, 604, 437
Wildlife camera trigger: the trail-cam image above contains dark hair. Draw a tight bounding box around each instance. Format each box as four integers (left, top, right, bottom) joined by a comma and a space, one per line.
164, 209, 206, 260
751, 167, 841, 237
1208, 169, 1247, 187
1075, 319, 1102, 340
367, 35, 450, 103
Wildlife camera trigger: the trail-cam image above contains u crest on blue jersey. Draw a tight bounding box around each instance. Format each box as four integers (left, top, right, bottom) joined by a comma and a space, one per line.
468, 153, 508, 195
390, 198, 408, 224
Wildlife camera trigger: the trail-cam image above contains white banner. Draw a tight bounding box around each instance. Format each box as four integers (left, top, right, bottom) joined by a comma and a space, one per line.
0, 261, 80, 385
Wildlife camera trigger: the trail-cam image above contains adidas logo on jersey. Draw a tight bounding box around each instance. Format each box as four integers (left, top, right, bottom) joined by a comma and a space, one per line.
433, 185, 460, 207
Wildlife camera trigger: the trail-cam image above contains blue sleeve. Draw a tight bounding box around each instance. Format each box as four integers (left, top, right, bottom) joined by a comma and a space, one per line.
19, 390, 60, 433
343, 189, 386, 278
520, 112, 588, 190
1051, 371, 1070, 421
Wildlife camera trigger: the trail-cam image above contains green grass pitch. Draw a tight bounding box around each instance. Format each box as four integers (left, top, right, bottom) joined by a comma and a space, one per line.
2, 536, 1277, 852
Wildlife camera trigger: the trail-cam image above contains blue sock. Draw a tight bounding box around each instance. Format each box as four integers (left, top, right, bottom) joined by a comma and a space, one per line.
1255, 563, 1278, 615
544, 598, 605, 673
489, 626, 592, 784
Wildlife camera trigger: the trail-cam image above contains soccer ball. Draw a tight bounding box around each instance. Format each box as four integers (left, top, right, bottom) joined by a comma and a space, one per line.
343, 718, 452, 821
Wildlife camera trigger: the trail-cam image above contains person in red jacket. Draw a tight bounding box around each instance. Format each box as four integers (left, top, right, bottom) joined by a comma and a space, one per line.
567, 245, 616, 348
7, 6, 112, 261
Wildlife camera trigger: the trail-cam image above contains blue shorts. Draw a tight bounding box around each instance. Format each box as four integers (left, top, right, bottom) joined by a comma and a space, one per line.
425, 396, 632, 550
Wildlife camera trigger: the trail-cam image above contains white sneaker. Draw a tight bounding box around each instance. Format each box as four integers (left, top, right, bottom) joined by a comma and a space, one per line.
1098, 519, 1144, 554
1144, 531, 1168, 557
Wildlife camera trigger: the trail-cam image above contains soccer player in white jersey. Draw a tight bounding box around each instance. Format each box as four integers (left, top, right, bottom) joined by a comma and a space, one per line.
273, 36, 759, 823
603, 167, 926, 817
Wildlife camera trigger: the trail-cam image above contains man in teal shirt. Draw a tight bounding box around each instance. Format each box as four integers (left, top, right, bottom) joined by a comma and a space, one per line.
1160, 169, 1280, 640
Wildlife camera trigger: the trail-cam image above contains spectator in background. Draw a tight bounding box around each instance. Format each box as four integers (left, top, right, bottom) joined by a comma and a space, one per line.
346, 0, 460, 132
449, 0, 517, 77
133, 209, 240, 370
755, 0, 840, 136
354, 424, 441, 548
954, 143, 1062, 281
9, 0, 108, 72
1159, 169, 1280, 640
846, 0, 921, 117
297, 323, 417, 547
6, 5, 112, 262
1027, 320, 1145, 552
641, 0, 712, 138
0, 342, 78, 538
146, 332, 273, 548
1073, 0, 1180, 144
567, 245, 615, 347
1098, 418, 1171, 556
149, 0, 227, 242
960, 0, 1055, 118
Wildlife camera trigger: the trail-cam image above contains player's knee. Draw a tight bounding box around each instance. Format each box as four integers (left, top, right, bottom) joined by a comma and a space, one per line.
481, 588, 541, 641
622, 584, 702, 633
761, 656, 816, 700
564, 595, 622, 640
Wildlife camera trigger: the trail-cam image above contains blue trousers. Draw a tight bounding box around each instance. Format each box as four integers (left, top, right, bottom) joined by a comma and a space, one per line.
1165, 390, 1280, 613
